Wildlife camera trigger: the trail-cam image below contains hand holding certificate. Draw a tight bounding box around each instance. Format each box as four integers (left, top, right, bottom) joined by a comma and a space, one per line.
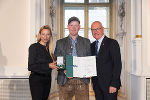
65, 55, 97, 78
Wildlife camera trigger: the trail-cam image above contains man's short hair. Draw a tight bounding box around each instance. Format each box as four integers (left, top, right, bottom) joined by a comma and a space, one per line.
68, 16, 80, 25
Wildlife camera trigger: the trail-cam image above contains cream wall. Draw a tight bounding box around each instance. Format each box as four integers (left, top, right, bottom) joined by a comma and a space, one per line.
0, 0, 50, 77
142, 0, 150, 74
0, 0, 30, 77
129, 0, 150, 100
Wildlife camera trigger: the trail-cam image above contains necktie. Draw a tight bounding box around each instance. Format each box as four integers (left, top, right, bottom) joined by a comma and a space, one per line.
95, 40, 99, 56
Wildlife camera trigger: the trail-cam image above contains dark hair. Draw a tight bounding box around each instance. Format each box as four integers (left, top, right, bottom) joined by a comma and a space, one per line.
68, 16, 80, 25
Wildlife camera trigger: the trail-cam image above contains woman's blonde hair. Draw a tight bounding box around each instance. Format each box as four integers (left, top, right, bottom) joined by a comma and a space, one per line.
37, 25, 54, 60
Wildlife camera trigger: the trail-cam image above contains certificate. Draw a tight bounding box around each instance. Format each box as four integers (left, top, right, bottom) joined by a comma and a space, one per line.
66, 55, 97, 78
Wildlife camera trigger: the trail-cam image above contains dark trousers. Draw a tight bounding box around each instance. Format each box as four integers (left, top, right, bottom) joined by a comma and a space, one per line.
93, 82, 118, 100
94, 87, 118, 100
29, 72, 51, 100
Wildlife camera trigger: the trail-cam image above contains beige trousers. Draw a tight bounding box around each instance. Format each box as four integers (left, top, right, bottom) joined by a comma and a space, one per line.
59, 78, 89, 100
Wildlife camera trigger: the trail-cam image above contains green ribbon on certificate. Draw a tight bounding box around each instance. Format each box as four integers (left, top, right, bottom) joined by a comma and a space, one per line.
66, 55, 73, 77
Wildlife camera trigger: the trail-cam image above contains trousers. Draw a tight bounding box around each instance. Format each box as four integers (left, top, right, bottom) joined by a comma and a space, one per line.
29, 72, 51, 100
59, 78, 89, 100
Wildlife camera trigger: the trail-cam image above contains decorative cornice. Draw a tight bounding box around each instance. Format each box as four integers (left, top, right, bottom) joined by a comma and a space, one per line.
50, 0, 56, 32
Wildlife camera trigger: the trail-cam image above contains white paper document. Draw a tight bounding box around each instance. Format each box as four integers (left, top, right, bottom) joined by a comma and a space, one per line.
73, 56, 97, 78
57, 56, 64, 65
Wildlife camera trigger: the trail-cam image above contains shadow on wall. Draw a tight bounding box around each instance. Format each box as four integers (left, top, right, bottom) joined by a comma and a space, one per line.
0, 42, 7, 76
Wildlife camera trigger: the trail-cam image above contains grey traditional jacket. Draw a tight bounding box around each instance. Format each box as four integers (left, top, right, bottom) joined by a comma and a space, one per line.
54, 36, 91, 85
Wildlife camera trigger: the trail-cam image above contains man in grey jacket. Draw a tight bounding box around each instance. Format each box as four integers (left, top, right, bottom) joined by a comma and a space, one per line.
54, 16, 91, 100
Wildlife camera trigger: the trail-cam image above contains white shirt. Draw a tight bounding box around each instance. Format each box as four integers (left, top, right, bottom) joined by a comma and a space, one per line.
96, 35, 105, 53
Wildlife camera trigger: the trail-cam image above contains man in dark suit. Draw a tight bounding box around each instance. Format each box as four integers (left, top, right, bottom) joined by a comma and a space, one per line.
54, 17, 91, 100
91, 21, 122, 100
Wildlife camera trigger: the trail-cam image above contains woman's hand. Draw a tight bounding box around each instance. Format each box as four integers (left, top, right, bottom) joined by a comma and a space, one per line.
49, 61, 59, 70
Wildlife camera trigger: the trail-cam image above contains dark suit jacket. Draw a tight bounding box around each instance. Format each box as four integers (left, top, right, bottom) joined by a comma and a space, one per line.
91, 36, 122, 93
54, 36, 91, 86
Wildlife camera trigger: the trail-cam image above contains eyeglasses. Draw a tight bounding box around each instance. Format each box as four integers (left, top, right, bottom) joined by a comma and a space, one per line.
91, 27, 103, 31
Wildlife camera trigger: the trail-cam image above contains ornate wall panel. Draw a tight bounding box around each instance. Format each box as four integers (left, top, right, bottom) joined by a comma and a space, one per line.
115, 0, 127, 100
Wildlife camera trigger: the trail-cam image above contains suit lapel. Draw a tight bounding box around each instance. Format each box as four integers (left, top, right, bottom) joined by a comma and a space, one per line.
97, 36, 108, 56
65, 36, 72, 55
76, 36, 83, 56
91, 41, 96, 56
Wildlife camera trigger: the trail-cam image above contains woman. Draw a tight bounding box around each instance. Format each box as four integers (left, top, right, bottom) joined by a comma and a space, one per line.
28, 25, 58, 100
